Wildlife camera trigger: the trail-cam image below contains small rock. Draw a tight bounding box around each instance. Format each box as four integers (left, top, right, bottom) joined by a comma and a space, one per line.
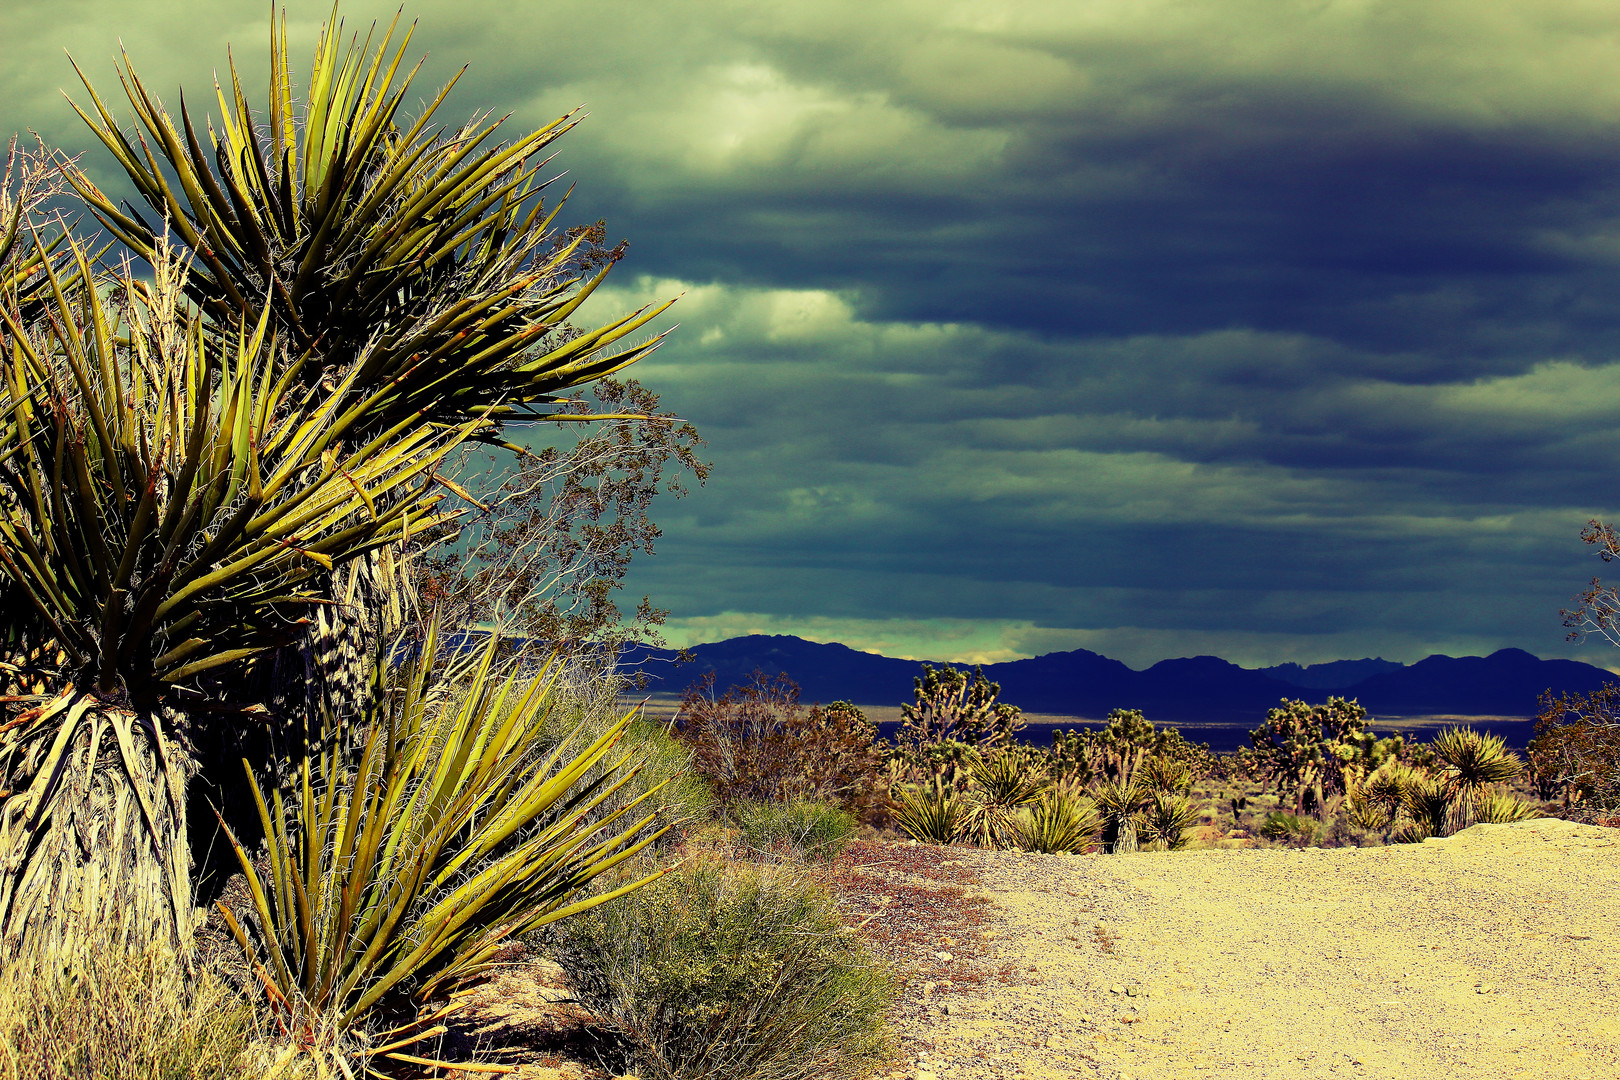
1110, 984, 1125, 994
934, 951, 954, 962
1126, 985, 1141, 997
921, 981, 937, 997
941, 1002, 952, 1016
1475, 985, 1493, 995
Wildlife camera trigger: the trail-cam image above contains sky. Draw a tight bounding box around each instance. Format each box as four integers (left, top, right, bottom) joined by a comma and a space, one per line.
8, 1, 1620, 668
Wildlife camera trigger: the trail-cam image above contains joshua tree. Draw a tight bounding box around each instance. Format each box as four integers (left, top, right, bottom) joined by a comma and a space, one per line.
893, 663, 1026, 784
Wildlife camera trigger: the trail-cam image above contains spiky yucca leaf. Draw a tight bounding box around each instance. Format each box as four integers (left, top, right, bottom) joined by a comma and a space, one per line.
962, 750, 1046, 848
1011, 788, 1101, 854
217, 618, 671, 1068
1433, 728, 1523, 789
0, 239, 465, 695
891, 779, 967, 845
1474, 790, 1539, 824
64, 3, 671, 439
1140, 792, 1198, 851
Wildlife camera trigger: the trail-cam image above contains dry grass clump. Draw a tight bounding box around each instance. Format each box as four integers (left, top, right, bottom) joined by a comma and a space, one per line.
0, 946, 307, 1080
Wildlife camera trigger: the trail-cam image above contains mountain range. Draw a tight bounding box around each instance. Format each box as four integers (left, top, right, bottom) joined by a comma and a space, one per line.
622, 635, 1617, 726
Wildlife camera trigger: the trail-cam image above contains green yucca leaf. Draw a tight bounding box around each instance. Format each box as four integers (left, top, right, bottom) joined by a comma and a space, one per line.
217, 620, 671, 1054
64, 2, 674, 442
0, 236, 474, 699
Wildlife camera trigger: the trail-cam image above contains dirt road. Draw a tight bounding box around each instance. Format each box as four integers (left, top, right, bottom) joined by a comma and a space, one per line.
890, 819, 1620, 1080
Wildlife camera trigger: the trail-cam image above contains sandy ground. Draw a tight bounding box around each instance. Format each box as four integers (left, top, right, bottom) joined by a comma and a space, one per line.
890, 819, 1620, 1080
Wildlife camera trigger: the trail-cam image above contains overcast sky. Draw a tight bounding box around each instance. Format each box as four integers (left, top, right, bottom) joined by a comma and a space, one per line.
10, 1, 1620, 668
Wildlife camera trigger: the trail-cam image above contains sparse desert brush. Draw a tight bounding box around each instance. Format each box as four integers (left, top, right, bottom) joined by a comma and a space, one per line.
539, 854, 895, 1080
1531, 685, 1620, 814
733, 798, 859, 862
1259, 811, 1319, 845
676, 672, 886, 817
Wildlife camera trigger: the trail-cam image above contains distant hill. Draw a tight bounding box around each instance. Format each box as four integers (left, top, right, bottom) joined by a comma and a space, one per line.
622, 635, 1618, 725
1260, 658, 1404, 690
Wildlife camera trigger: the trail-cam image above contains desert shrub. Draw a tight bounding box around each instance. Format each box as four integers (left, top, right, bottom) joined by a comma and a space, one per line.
1258, 811, 1319, 845
892, 779, 969, 844
0, 946, 303, 1080
1140, 792, 1198, 851
676, 673, 885, 816
1011, 788, 1102, 854
541, 856, 895, 1080
733, 799, 858, 862
1530, 685, 1620, 812
538, 653, 713, 832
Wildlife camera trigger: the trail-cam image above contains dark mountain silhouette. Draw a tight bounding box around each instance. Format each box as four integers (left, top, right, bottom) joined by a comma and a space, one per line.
624, 635, 1618, 727
1260, 658, 1404, 690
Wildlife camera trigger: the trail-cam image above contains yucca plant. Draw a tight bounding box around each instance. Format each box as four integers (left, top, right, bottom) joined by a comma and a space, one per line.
1011, 787, 1101, 854
1474, 789, 1539, 824
1432, 727, 1523, 835
61, 2, 679, 728
1139, 792, 1198, 851
0, 240, 469, 959
1092, 779, 1149, 854
1396, 776, 1451, 842
961, 749, 1047, 848
891, 778, 967, 845
217, 618, 671, 1071
63, 4, 670, 437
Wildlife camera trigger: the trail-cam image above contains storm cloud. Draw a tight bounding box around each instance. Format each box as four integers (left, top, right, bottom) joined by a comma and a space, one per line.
8, 0, 1620, 666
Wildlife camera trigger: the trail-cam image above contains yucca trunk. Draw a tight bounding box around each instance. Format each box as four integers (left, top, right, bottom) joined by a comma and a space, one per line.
1104, 814, 1139, 854
0, 693, 194, 961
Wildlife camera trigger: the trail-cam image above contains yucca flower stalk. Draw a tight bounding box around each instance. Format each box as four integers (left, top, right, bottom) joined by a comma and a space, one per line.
218, 619, 671, 1071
